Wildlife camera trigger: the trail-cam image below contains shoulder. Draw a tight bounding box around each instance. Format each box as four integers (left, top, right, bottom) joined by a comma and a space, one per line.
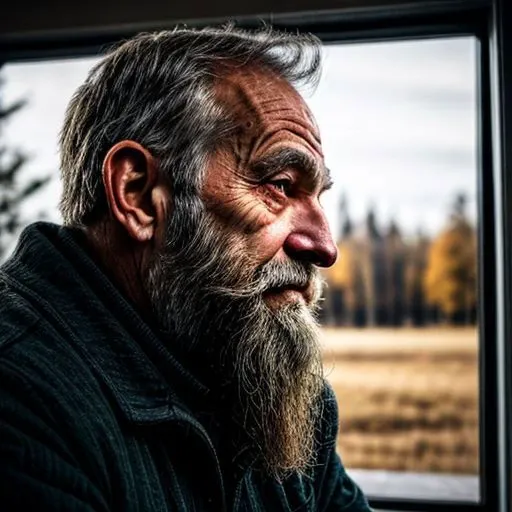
312, 382, 374, 511
0, 271, 84, 386
0, 272, 41, 351
0, 271, 110, 436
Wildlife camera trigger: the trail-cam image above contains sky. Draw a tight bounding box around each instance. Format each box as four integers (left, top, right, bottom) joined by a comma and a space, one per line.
2, 36, 477, 241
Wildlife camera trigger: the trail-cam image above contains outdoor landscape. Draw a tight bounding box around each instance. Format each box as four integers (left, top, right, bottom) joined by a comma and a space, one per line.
320, 327, 478, 474
314, 183, 479, 476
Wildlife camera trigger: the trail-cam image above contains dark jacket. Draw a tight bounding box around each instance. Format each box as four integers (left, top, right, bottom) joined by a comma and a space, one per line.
0, 222, 372, 511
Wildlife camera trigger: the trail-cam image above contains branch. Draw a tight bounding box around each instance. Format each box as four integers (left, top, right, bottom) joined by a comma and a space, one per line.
0, 152, 28, 187
0, 99, 27, 119
11, 176, 51, 206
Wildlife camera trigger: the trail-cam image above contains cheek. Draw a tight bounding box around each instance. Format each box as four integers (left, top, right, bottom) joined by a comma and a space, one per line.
210, 185, 284, 236
212, 195, 271, 235
246, 218, 291, 260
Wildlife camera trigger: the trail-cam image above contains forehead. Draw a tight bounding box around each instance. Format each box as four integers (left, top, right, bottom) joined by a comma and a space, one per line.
216, 65, 322, 148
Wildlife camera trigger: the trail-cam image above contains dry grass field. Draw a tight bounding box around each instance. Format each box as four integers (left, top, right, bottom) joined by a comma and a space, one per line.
320, 327, 479, 474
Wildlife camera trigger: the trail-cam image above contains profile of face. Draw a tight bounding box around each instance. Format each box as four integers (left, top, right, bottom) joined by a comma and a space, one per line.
145, 65, 337, 478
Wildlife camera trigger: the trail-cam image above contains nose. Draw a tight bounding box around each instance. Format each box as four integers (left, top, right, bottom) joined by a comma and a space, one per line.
283, 204, 338, 268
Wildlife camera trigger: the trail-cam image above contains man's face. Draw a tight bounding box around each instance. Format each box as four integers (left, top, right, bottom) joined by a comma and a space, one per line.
203, 66, 337, 308
145, 65, 337, 479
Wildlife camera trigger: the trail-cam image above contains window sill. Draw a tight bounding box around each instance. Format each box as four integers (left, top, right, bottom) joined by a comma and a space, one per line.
348, 468, 479, 503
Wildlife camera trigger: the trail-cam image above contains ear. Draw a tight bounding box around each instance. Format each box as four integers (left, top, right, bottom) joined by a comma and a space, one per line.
102, 140, 169, 243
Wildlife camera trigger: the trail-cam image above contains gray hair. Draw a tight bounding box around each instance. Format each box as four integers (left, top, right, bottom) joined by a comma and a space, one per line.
59, 25, 322, 227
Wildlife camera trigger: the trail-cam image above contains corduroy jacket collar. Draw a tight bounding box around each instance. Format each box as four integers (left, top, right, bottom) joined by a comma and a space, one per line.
1, 222, 211, 426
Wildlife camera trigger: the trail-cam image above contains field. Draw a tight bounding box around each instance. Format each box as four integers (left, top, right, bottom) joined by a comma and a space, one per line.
319, 328, 479, 474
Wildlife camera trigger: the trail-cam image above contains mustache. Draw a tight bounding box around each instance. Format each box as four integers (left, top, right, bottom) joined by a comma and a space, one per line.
205, 258, 322, 299
257, 260, 316, 290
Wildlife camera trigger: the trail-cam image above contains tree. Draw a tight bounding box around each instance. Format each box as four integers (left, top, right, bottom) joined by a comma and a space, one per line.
338, 193, 353, 241
0, 80, 50, 260
423, 193, 477, 324
405, 230, 430, 326
384, 220, 406, 326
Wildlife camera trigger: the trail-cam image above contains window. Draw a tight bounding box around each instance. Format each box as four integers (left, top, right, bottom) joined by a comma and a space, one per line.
1, 57, 99, 258
305, 37, 479, 503
0, 37, 480, 503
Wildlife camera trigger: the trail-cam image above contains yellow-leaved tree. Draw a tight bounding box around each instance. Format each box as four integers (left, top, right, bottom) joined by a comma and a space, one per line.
423, 194, 477, 323
324, 242, 354, 290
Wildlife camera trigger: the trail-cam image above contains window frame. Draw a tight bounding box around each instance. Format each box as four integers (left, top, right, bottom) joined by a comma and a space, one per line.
1, 0, 510, 511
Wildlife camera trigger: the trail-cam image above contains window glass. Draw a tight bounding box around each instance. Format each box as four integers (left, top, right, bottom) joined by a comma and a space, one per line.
305, 37, 479, 502
0, 35, 479, 503
1, 57, 97, 256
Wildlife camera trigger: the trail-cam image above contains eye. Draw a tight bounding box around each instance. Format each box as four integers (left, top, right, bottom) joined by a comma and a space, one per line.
268, 178, 293, 196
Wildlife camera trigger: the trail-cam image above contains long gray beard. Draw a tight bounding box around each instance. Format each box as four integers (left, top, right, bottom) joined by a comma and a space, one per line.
145, 196, 325, 478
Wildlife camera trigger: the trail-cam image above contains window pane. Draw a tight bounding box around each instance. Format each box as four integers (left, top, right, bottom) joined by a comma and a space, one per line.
1, 57, 98, 258
0, 35, 479, 503
304, 37, 479, 502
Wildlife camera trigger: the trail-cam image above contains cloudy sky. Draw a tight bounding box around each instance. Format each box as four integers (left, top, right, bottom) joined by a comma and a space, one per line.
2, 35, 477, 240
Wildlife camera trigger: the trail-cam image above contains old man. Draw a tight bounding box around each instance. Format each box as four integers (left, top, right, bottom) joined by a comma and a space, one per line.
0, 26, 372, 511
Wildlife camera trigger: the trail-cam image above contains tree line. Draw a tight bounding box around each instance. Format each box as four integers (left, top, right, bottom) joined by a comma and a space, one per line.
322, 194, 477, 327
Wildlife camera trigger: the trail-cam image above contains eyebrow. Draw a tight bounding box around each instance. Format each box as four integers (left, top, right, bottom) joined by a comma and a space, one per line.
249, 148, 333, 192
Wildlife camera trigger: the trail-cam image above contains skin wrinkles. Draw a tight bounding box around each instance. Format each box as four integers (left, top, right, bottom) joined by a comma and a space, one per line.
250, 148, 332, 193
241, 84, 323, 162
249, 112, 323, 166
216, 66, 323, 163
204, 65, 336, 275
203, 153, 269, 234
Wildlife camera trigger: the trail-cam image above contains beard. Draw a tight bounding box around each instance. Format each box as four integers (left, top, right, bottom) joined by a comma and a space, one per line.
144, 194, 326, 479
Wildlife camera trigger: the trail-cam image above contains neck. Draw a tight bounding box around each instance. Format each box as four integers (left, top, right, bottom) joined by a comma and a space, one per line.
81, 222, 155, 323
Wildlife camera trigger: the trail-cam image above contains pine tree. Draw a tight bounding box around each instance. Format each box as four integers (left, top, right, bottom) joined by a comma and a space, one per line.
405, 230, 430, 326
0, 83, 50, 260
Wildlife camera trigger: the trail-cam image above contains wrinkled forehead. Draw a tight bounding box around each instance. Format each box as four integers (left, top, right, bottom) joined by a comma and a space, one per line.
215, 65, 321, 142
